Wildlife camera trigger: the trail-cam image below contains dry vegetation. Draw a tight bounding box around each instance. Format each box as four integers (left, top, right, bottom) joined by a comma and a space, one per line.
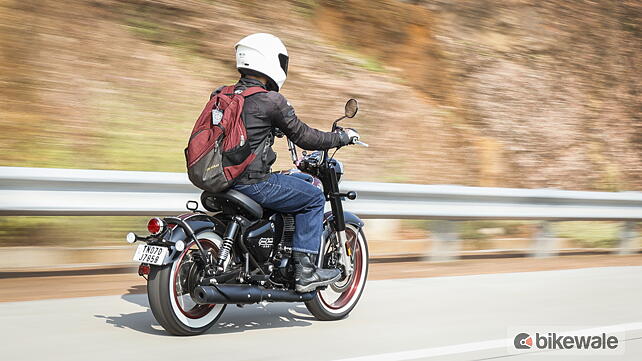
1, 0, 640, 189
0, 0, 640, 246
314, 0, 642, 190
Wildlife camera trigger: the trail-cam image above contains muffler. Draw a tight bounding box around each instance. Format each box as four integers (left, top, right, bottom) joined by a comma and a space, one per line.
193, 284, 316, 304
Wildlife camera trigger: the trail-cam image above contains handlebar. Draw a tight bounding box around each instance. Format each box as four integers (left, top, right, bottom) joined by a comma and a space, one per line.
286, 129, 367, 164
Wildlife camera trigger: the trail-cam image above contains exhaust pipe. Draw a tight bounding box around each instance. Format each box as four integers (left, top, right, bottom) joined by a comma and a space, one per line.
193, 284, 315, 304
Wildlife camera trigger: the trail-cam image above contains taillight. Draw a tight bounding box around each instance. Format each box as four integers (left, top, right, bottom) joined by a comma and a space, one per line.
138, 264, 150, 276
147, 217, 165, 235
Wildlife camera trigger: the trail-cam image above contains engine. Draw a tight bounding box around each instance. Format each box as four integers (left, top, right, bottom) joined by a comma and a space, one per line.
274, 213, 295, 251
243, 214, 296, 286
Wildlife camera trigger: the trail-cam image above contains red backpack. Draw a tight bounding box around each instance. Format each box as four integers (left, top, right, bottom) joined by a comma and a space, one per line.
185, 85, 267, 193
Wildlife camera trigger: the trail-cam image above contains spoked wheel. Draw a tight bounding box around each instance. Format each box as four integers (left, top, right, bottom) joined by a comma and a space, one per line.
147, 232, 226, 336
305, 224, 369, 320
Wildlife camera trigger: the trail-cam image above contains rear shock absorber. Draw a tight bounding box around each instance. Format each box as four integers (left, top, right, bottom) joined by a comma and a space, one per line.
217, 216, 241, 270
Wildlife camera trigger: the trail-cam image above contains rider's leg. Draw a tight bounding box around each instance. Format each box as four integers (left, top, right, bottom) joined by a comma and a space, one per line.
233, 173, 340, 292
234, 173, 324, 252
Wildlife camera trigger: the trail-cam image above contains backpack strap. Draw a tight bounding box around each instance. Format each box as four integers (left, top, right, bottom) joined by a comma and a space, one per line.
212, 85, 267, 98
252, 135, 271, 158
240, 135, 273, 180
210, 85, 235, 99
221, 85, 237, 97
239, 86, 268, 97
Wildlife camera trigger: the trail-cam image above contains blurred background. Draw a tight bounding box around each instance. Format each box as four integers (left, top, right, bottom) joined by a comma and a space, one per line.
0, 0, 640, 265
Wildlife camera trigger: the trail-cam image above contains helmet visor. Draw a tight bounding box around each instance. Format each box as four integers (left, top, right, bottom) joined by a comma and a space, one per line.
278, 53, 289, 75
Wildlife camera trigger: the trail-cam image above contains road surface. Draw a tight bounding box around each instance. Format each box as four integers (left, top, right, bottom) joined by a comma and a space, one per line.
2, 266, 641, 361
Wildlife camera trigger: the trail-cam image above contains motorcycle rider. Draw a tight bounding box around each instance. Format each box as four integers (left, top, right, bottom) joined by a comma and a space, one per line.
221, 33, 359, 293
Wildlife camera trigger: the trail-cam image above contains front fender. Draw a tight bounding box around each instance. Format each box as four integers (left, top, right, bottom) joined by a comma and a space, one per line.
324, 211, 365, 229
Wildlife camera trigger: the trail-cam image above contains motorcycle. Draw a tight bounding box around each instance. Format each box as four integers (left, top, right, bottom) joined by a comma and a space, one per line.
126, 99, 369, 335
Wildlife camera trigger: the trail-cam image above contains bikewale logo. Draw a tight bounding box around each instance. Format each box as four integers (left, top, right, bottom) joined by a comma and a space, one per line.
514, 333, 532, 349
513, 331, 620, 353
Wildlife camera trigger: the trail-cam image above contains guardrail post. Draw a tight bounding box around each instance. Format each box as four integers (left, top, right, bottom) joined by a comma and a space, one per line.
428, 220, 460, 262
533, 221, 556, 258
618, 221, 639, 255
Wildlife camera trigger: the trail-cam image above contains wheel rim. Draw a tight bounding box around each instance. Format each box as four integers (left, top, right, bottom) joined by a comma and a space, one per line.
319, 227, 366, 310
172, 239, 217, 319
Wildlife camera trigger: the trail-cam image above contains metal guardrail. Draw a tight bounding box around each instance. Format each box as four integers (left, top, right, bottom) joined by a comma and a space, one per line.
0, 167, 640, 259
1, 166, 642, 219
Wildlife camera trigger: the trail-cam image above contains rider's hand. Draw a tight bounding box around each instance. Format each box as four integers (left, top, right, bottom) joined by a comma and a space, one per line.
337, 128, 360, 146
344, 128, 360, 144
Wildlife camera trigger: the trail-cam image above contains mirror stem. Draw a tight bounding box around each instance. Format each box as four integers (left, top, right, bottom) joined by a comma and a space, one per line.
332, 116, 346, 131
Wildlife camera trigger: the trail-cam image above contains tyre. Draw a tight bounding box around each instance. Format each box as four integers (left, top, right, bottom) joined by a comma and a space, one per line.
305, 224, 369, 320
147, 231, 227, 336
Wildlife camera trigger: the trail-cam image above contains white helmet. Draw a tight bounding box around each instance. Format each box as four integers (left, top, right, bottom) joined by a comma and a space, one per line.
235, 33, 289, 92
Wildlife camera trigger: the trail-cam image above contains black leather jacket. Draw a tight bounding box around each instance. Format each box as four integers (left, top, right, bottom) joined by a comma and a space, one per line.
219, 77, 347, 184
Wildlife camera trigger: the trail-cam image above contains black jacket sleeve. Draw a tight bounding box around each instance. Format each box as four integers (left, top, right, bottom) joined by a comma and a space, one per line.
266, 92, 346, 151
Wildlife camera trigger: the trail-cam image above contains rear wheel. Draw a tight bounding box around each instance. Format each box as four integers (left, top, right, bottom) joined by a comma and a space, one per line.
305, 224, 369, 320
147, 231, 226, 336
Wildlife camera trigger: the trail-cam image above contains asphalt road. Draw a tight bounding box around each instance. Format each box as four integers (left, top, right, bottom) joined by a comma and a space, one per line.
2, 266, 641, 361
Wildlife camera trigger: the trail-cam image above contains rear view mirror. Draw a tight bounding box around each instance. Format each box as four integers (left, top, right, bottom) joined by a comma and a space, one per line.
344, 99, 358, 118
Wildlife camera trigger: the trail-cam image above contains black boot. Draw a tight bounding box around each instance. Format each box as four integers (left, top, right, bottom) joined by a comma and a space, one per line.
293, 251, 341, 293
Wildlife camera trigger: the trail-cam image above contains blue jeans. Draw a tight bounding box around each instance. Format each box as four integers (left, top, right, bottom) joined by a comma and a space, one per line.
233, 173, 325, 254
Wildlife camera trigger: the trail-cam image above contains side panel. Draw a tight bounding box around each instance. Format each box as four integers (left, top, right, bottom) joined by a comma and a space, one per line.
244, 220, 276, 263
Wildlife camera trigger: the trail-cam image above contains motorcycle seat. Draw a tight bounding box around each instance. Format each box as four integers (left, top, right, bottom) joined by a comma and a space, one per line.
200, 189, 263, 221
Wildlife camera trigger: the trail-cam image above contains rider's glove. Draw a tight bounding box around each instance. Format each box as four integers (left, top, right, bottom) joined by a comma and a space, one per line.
337, 128, 359, 146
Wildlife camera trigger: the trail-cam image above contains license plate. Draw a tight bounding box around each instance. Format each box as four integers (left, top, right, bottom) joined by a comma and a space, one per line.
133, 244, 169, 265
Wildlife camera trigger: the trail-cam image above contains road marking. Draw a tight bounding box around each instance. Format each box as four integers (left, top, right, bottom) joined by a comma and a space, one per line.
330, 323, 642, 361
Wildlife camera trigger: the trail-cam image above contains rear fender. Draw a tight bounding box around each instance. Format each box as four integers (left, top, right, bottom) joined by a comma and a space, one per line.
162, 214, 225, 263
166, 214, 225, 243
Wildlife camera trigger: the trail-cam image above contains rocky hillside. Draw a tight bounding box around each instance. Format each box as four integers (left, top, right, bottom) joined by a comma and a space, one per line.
1, 0, 640, 190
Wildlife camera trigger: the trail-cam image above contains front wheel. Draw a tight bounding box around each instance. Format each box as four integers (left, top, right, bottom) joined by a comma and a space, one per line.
305, 224, 369, 320
147, 231, 226, 336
